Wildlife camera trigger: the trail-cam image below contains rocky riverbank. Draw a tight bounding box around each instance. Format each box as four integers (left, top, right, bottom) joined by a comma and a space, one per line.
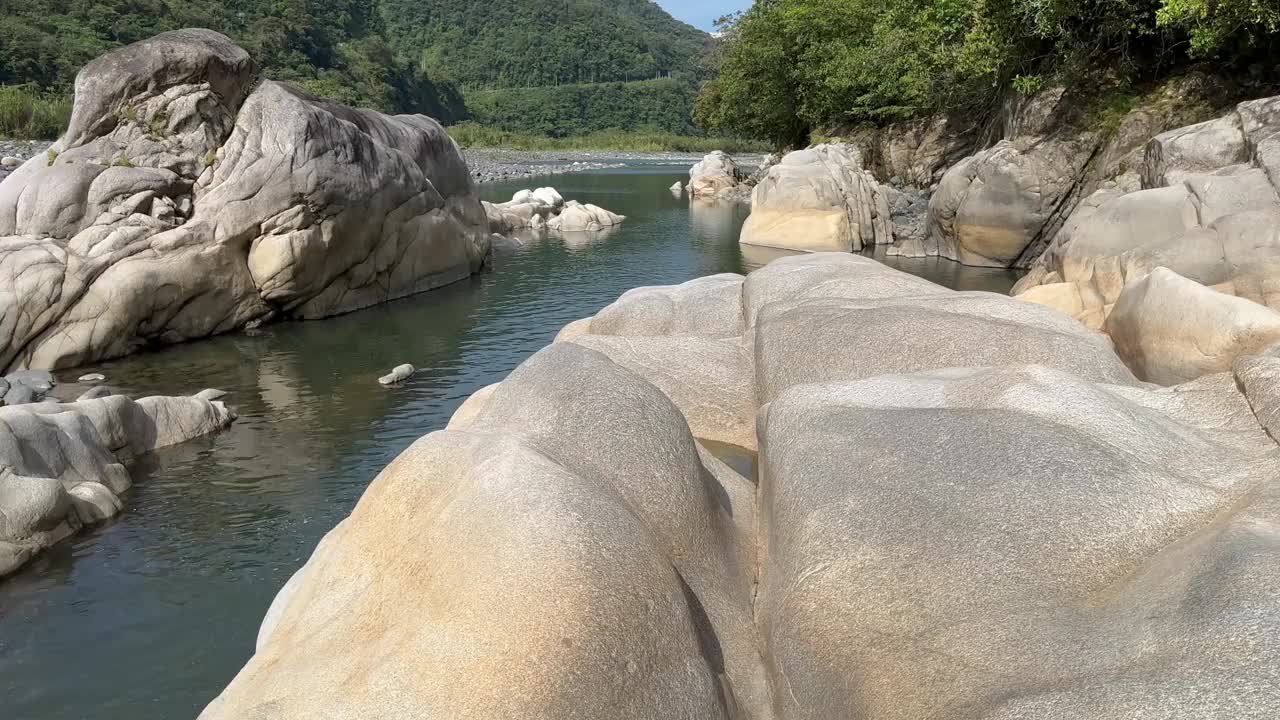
202, 252, 1280, 719
0, 139, 51, 183
460, 149, 736, 183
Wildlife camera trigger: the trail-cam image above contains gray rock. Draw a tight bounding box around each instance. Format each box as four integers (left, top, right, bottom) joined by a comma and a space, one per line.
545, 201, 625, 232
1142, 114, 1249, 188
77, 386, 114, 401
3, 383, 37, 406
686, 150, 745, 198
741, 144, 892, 253
1, 392, 235, 577
377, 364, 415, 385
0, 157, 19, 169
589, 273, 746, 339
77, 373, 106, 383
1017, 95, 1280, 323
6, 369, 55, 393
0, 30, 489, 372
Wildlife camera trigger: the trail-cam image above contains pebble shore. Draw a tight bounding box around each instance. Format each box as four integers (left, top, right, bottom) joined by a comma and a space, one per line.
0, 142, 711, 186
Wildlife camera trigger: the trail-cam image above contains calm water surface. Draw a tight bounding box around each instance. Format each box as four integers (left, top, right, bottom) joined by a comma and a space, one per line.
0, 165, 1019, 719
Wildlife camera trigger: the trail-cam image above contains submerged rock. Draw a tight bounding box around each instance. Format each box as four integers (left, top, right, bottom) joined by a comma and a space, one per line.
546, 201, 625, 232
0, 30, 490, 372
484, 188, 624, 236
0, 392, 235, 577
200, 252, 1280, 719
378, 364, 415, 386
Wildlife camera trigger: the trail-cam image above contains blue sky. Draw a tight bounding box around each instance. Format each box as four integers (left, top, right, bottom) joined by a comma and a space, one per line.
657, 0, 753, 31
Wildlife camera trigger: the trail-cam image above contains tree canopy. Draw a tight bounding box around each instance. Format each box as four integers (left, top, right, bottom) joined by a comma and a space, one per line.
697, 0, 1280, 147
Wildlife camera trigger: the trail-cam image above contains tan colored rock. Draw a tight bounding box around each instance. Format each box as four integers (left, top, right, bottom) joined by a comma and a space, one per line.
740, 144, 891, 253
687, 150, 746, 199
1105, 267, 1280, 384
1014, 281, 1085, 318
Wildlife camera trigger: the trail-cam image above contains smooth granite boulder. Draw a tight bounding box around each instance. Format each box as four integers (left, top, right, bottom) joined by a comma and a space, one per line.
1235, 352, 1280, 441
589, 273, 746, 339
1018, 94, 1280, 322
0, 392, 235, 577
923, 135, 1093, 267
569, 334, 757, 450
200, 343, 765, 720
205, 253, 1280, 719
1142, 114, 1249, 187
758, 363, 1279, 720
0, 30, 490, 372
1105, 267, 1280, 384
687, 150, 748, 200
740, 144, 892, 253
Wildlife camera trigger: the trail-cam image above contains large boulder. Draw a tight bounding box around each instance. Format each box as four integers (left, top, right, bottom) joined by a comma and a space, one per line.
920, 136, 1094, 267
0, 30, 490, 371
200, 343, 765, 720
1104, 267, 1280, 384
1017, 94, 1280, 324
0, 391, 235, 577
740, 144, 892, 253
204, 253, 1280, 719
758, 364, 1279, 719
687, 150, 748, 201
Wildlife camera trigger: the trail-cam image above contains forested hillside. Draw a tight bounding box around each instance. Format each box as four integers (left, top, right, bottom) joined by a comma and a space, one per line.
697, 0, 1280, 147
0, 0, 466, 120
0, 0, 712, 140
380, 0, 709, 89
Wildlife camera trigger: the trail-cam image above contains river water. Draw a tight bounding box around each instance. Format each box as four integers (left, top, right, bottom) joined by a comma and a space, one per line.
0, 164, 1019, 719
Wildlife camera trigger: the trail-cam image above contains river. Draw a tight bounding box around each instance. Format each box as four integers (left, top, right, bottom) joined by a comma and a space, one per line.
0, 163, 1019, 719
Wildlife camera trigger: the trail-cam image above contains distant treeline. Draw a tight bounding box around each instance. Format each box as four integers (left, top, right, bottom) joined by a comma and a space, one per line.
466, 78, 702, 137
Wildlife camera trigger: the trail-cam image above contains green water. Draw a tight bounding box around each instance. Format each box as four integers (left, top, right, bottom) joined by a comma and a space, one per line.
0, 165, 1019, 719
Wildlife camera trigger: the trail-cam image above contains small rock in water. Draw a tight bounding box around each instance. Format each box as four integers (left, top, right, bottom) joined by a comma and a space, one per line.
4, 383, 37, 406
1, 156, 19, 168
379, 364, 416, 385
6, 369, 55, 393
78, 373, 106, 383
78, 386, 114, 401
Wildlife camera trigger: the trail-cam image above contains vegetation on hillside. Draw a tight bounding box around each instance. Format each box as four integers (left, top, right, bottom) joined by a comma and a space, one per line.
0, 0, 468, 121
0, 0, 723, 143
447, 123, 767, 153
466, 79, 700, 137
379, 0, 709, 89
697, 0, 1280, 147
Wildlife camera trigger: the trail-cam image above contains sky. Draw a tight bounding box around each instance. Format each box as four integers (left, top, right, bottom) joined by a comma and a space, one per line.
657, 0, 753, 32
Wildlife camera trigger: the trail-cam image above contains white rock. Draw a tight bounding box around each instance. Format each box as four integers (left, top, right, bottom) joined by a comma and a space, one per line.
378, 364, 415, 385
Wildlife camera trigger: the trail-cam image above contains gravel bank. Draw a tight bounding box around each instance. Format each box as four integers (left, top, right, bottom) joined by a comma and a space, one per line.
0, 140, 744, 186
0, 140, 52, 183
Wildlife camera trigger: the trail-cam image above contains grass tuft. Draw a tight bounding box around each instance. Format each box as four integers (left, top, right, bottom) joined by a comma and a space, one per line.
0, 86, 71, 140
